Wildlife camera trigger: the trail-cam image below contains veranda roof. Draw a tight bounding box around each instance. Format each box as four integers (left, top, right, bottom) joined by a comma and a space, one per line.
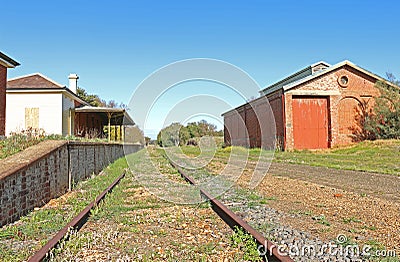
75, 106, 135, 125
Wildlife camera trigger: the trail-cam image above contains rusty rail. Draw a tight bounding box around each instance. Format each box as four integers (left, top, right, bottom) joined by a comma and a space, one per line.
28, 171, 126, 262
170, 160, 293, 262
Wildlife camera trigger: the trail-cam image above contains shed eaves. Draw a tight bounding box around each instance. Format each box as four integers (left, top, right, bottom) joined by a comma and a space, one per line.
259, 61, 331, 95
281, 60, 395, 92
75, 106, 135, 126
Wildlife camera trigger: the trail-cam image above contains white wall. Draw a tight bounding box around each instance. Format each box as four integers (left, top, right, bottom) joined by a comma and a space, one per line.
62, 94, 75, 136
6, 92, 63, 135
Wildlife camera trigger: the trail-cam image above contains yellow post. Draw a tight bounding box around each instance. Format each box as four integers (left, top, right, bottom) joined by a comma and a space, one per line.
107, 112, 111, 142
121, 125, 124, 143
68, 109, 71, 136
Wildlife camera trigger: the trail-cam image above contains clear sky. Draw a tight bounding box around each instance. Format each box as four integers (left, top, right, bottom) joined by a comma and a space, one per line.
2, 0, 400, 138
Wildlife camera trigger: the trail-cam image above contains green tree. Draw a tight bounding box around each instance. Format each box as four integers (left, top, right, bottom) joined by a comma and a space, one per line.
124, 125, 145, 144
156, 120, 223, 147
77, 87, 106, 107
202, 120, 218, 136
187, 122, 200, 138
77, 87, 127, 108
359, 75, 400, 140
186, 120, 219, 138
157, 123, 186, 147
179, 126, 190, 145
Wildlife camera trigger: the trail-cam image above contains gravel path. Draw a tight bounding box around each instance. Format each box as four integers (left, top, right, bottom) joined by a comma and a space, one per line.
169, 152, 377, 261
216, 185, 376, 261
184, 149, 400, 261
269, 162, 400, 202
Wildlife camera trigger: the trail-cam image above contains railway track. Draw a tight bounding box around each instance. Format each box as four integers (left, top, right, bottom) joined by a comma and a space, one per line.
27, 152, 292, 261
27, 172, 126, 262
169, 160, 294, 262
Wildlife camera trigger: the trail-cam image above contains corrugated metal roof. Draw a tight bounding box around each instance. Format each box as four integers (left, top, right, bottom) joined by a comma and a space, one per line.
75, 106, 135, 125
0, 51, 20, 68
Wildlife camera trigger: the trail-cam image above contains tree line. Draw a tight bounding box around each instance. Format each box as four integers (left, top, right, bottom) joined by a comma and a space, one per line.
157, 120, 223, 147
77, 87, 127, 108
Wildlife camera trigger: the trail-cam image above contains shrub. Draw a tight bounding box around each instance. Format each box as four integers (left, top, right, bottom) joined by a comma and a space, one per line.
186, 138, 198, 146
361, 79, 400, 140
0, 132, 44, 159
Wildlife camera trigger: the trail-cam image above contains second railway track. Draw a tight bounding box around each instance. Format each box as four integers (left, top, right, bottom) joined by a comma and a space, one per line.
169, 159, 294, 262
21, 148, 368, 261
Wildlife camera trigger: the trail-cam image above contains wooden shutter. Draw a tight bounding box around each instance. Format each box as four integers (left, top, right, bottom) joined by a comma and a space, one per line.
25, 108, 39, 129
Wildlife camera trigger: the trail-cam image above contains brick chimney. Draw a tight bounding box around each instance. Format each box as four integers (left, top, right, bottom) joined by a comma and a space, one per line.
68, 73, 79, 94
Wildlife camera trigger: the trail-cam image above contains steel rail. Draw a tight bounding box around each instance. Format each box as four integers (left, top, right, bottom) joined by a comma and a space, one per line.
28, 171, 126, 262
170, 160, 293, 262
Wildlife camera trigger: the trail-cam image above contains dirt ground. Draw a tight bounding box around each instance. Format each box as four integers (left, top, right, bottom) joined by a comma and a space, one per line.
269, 162, 400, 202
235, 161, 400, 252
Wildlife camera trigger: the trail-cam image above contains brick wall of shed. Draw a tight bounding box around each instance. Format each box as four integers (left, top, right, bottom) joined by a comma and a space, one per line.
223, 107, 249, 147
283, 93, 294, 150
223, 91, 281, 149
0, 142, 142, 227
223, 114, 231, 146
284, 65, 379, 150
267, 90, 284, 149
247, 92, 282, 149
0, 65, 7, 136
244, 104, 258, 147
330, 66, 379, 146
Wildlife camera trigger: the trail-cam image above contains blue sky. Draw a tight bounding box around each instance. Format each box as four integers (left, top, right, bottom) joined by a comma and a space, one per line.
2, 0, 400, 138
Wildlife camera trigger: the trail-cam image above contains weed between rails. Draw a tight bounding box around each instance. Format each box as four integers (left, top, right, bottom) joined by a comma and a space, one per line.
0, 156, 128, 261
54, 149, 248, 261
231, 226, 262, 261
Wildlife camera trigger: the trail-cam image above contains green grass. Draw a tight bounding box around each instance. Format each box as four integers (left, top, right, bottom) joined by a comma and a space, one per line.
0, 132, 115, 160
312, 215, 331, 226
168, 139, 400, 175
0, 156, 128, 261
274, 140, 400, 175
179, 144, 274, 160
290, 209, 313, 216
232, 188, 272, 208
343, 216, 362, 224
231, 226, 262, 261
361, 225, 377, 231
56, 148, 246, 261
180, 145, 202, 157
0, 134, 48, 159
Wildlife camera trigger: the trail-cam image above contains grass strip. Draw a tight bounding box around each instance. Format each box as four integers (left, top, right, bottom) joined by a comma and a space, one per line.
0, 156, 128, 261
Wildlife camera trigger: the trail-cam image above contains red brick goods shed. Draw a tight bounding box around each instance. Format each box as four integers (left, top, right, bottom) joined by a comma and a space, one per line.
223, 60, 392, 150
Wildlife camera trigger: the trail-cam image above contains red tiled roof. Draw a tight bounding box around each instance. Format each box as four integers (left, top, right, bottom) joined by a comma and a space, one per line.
7, 73, 64, 89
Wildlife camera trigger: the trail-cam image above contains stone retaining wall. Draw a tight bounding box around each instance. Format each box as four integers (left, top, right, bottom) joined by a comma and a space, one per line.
0, 141, 142, 227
